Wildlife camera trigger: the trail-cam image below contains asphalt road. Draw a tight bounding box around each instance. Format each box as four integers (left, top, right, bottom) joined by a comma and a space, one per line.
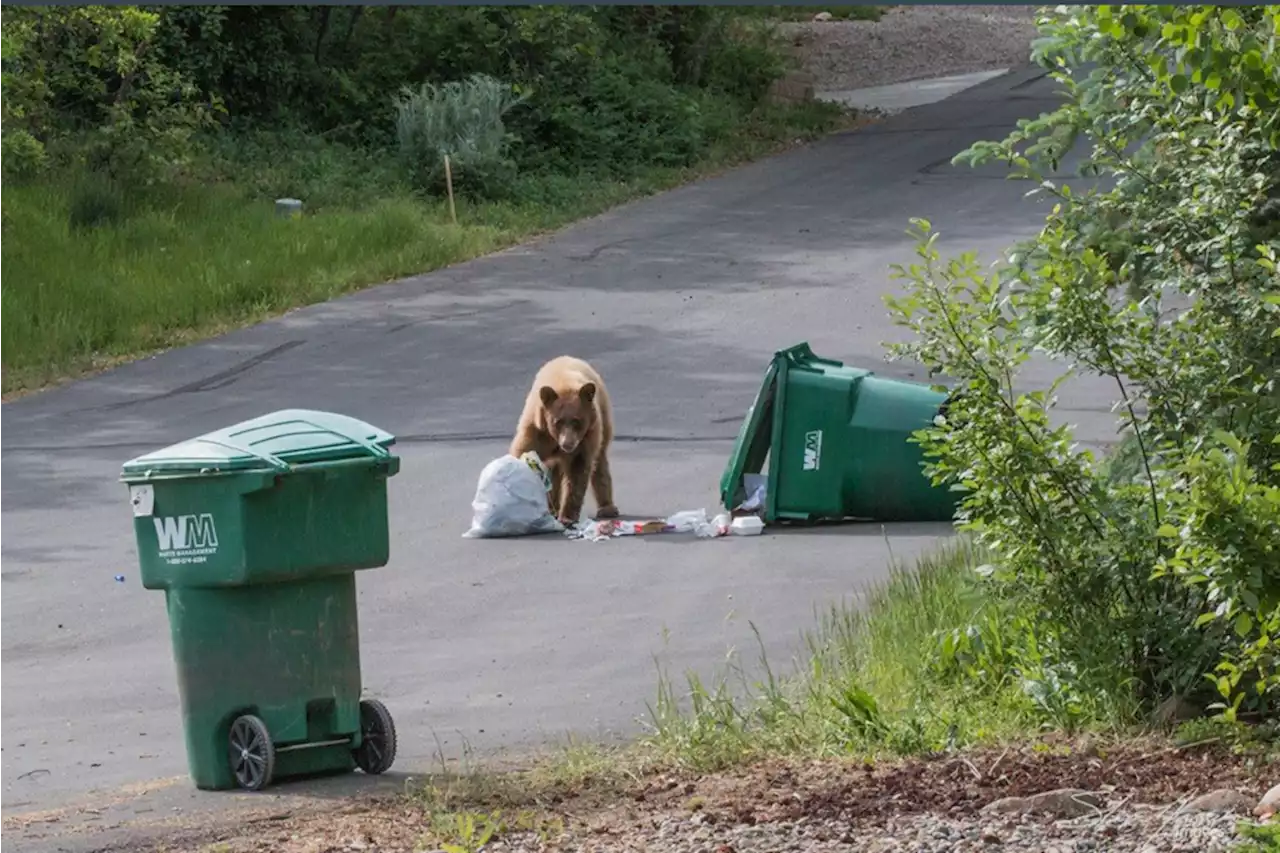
1, 66, 1118, 848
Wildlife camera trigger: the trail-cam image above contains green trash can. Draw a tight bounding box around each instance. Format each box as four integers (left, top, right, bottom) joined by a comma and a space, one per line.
121, 409, 401, 792
719, 343, 958, 523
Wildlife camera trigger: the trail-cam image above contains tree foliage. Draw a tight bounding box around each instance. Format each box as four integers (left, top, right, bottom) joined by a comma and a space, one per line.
1, 6, 216, 181
1, 5, 795, 186
888, 5, 1280, 721
152, 4, 788, 171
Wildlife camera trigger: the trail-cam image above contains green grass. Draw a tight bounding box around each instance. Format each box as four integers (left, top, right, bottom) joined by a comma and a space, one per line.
1233, 822, 1280, 853
642, 540, 1047, 771
1, 100, 847, 396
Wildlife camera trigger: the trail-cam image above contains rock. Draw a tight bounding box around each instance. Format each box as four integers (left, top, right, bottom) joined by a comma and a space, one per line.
1254, 783, 1280, 820
1154, 695, 1201, 725
812, 11, 833, 22
1028, 788, 1103, 818
1185, 789, 1254, 814
981, 827, 1003, 844
985, 789, 1102, 818
983, 796, 1030, 814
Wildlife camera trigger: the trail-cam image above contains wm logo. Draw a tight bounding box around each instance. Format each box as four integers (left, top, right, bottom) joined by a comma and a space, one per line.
802, 430, 823, 471
154, 514, 219, 553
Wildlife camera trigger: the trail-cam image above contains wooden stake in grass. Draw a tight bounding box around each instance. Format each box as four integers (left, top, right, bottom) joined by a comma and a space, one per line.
443, 153, 457, 225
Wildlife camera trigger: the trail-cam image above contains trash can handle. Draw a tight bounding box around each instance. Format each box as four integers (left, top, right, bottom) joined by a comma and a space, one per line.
274, 418, 392, 460
775, 342, 842, 371
193, 438, 292, 472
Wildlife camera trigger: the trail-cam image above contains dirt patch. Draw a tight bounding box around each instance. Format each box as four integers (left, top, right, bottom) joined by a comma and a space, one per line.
784, 5, 1041, 93
125, 739, 1272, 852
637, 740, 1271, 827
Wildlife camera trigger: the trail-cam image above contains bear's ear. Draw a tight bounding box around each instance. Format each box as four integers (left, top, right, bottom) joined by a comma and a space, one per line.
578, 382, 596, 404
539, 385, 559, 409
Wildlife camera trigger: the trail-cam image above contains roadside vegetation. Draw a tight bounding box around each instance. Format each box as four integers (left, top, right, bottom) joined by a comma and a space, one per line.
1235, 822, 1280, 853
646, 541, 1045, 770
0, 6, 846, 394
645, 2, 1279, 763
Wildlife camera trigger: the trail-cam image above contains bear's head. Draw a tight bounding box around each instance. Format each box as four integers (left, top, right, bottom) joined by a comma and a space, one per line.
539, 383, 596, 454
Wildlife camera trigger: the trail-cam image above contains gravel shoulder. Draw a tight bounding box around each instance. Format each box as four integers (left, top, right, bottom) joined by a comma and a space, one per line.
110, 740, 1275, 853
784, 5, 1041, 92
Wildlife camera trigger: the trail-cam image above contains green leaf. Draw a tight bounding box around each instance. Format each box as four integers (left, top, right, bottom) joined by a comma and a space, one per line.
1156, 524, 1180, 538
1169, 74, 1189, 94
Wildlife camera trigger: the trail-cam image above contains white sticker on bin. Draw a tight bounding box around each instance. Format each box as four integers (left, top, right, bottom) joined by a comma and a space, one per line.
130, 484, 155, 518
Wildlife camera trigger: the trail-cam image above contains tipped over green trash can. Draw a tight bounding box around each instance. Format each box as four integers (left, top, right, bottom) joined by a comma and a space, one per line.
121, 410, 400, 792
720, 343, 958, 523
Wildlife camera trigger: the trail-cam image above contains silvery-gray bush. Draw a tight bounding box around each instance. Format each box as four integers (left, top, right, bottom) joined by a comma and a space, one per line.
393, 74, 526, 198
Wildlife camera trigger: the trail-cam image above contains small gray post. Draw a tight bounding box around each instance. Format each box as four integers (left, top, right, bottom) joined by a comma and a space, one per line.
275, 198, 304, 219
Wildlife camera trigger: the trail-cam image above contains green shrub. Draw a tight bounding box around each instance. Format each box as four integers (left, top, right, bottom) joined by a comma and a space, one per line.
1, 129, 47, 181
701, 34, 788, 105
519, 61, 736, 177
2, 16, 52, 182
1, 7, 217, 183
143, 6, 796, 181
393, 74, 524, 199
886, 6, 1280, 723
1233, 822, 1280, 853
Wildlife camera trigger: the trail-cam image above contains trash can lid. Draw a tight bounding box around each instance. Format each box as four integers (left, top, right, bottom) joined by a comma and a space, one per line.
120, 409, 396, 478
718, 357, 780, 511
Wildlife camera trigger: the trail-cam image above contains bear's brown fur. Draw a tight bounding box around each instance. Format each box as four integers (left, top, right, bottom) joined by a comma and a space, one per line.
510, 356, 617, 525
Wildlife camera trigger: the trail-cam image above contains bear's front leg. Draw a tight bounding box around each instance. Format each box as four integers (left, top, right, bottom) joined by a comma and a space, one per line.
591, 450, 618, 518
547, 467, 563, 515
557, 456, 591, 525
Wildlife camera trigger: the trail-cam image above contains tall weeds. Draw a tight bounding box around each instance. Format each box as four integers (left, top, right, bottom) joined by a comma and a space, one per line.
644, 541, 1041, 770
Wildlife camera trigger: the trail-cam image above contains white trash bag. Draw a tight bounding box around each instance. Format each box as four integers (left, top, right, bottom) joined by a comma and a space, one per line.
462, 452, 565, 539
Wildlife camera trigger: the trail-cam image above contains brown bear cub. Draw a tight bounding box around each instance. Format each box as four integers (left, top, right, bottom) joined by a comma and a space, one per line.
510, 356, 618, 525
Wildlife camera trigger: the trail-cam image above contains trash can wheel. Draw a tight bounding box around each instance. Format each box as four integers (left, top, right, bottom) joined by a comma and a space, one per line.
228, 714, 276, 791
353, 698, 397, 775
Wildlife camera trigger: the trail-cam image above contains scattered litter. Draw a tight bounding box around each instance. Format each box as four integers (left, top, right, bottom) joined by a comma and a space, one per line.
666, 509, 709, 534
113, 574, 125, 583
567, 519, 619, 542
730, 516, 765, 536
462, 452, 565, 539
617, 520, 668, 536
737, 474, 768, 512
566, 509, 752, 541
